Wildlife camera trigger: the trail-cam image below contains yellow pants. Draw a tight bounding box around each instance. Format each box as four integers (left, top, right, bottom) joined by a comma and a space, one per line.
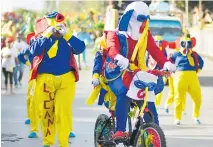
155, 92, 162, 106
155, 77, 167, 106
27, 80, 39, 133
174, 71, 202, 120
155, 76, 172, 106
35, 71, 75, 147
165, 76, 186, 112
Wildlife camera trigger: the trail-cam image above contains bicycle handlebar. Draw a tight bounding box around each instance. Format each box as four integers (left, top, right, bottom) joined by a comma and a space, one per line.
114, 59, 172, 77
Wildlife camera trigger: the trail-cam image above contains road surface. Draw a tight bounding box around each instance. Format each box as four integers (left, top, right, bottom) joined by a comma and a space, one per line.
1, 53, 213, 147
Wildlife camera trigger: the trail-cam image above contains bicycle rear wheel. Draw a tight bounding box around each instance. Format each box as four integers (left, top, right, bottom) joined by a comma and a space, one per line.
133, 123, 167, 147
94, 114, 116, 147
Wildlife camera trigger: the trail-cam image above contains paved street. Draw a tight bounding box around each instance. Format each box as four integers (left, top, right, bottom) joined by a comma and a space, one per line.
1, 52, 213, 147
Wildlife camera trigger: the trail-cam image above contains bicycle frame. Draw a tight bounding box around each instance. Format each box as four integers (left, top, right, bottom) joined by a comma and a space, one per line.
128, 87, 150, 146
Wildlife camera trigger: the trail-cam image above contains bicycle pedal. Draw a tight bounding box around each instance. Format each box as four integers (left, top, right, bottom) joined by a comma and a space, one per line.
103, 140, 116, 145
114, 137, 129, 144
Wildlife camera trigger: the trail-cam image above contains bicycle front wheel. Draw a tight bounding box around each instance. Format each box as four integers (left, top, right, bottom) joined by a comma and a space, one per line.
94, 114, 116, 147
133, 123, 167, 147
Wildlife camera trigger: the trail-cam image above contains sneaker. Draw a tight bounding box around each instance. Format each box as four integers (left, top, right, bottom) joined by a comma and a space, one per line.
112, 131, 126, 141
2, 91, 9, 95
194, 118, 201, 125
15, 85, 18, 88
82, 62, 88, 70
25, 119, 30, 125
28, 132, 37, 138
174, 120, 181, 125
69, 132, 76, 138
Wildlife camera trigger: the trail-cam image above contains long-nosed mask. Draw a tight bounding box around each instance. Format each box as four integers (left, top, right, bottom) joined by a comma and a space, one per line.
118, 1, 150, 40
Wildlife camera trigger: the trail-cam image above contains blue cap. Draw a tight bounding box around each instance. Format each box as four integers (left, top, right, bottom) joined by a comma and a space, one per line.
46, 11, 58, 18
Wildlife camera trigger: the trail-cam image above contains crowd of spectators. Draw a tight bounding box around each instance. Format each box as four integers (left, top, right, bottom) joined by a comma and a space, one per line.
1, 10, 37, 94
1, 9, 105, 94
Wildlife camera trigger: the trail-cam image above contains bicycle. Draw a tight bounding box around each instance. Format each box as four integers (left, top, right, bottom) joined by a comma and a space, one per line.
94, 69, 169, 147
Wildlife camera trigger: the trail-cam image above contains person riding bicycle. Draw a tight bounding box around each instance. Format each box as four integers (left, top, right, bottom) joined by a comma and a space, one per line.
89, 34, 165, 127
169, 36, 204, 125
103, 1, 176, 141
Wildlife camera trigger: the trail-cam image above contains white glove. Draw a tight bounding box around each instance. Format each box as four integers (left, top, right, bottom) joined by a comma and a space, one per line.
45, 26, 56, 35
24, 55, 29, 60
56, 24, 66, 36
163, 61, 176, 72
92, 78, 100, 87
114, 54, 129, 71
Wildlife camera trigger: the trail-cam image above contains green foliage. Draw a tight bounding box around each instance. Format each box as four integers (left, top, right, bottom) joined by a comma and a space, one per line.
94, 22, 104, 30
175, 1, 185, 11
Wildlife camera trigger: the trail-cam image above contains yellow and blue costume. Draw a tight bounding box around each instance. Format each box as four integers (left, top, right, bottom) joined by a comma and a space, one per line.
146, 35, 168, 106
18, 33, 40, 138
86, 36, 116, 111
164, 38, 187, 114
29, 12, 85, 147
170, 37, 204, 125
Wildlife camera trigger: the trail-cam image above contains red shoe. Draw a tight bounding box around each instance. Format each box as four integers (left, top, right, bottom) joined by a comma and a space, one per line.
112, 131, 127, 141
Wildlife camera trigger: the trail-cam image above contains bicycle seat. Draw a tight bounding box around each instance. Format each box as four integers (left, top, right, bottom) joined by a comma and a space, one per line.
134, 80, 157, 91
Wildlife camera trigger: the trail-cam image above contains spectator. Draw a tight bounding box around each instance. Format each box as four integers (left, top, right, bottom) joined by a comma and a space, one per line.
203, 9, 212, 24
192, 6, 200, 26
1, 38, 17, 94
1, 37, 6, 49
13, 33, 29, 88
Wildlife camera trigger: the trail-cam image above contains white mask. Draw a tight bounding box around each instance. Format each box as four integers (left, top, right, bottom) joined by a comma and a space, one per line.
119, 1, 150, 40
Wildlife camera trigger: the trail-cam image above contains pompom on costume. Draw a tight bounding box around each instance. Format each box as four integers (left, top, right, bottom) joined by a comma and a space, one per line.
103, 1, 176, 140
28, 11, 85, 147
169, 36, 204, 125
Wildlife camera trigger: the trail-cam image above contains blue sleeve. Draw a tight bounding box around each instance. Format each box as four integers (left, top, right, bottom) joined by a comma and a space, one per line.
154, 76, 164, 95
170, 52, 178, 62
68, 35, 85, 55
17, 48, 32, 64
197, 54, 204, 69
28, 54, 33, 64
92, 51, 103, 75
30, 37, 48, 56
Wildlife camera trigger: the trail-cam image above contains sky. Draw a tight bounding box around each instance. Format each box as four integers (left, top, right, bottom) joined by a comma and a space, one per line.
1, 0, 45, 13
